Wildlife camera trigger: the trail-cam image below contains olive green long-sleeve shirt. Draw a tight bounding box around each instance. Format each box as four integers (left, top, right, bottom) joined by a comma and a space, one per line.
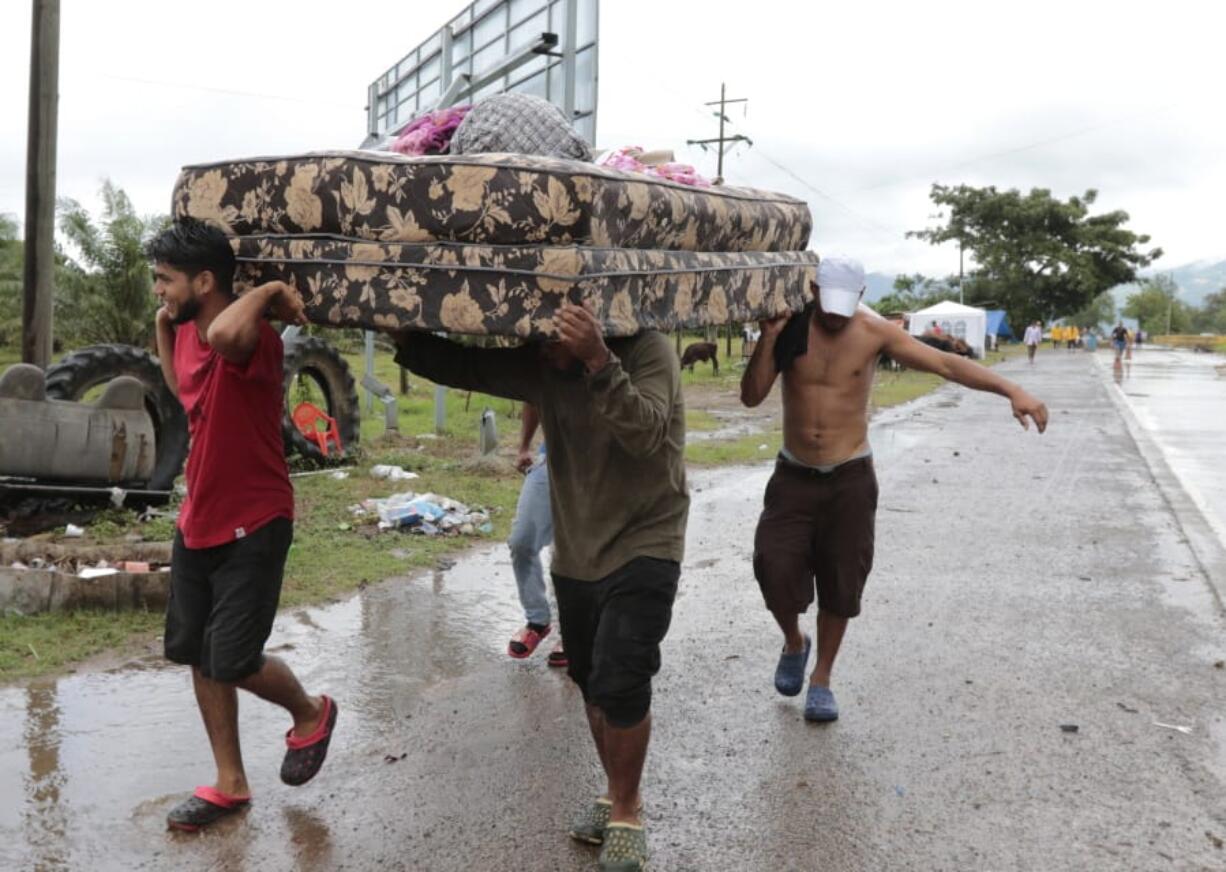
394, 331, 689, 581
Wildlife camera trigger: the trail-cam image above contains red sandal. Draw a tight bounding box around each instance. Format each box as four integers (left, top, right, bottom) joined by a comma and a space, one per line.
166, 785, 251, 832
280, 695, 339, 786
508, 624, 551, 659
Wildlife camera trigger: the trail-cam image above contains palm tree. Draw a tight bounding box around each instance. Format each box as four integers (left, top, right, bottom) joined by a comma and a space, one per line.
56, 181, 168, 348
0, 214, 21, 351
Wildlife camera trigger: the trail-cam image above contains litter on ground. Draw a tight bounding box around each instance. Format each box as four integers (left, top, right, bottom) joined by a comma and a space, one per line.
351, 491, 492, 536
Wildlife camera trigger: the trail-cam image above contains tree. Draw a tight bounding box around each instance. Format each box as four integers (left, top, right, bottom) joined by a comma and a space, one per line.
0, 214, 20, 349
1123, 274, 1192, 335
908, 185, 1162, 327
1066, 290, 1116, 331
56, 180, 168, 348
1190, 288, 1226, 335
870, 273, 959, 315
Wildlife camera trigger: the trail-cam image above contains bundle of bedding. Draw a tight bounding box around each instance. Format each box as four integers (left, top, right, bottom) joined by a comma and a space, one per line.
172, 150, 817, 338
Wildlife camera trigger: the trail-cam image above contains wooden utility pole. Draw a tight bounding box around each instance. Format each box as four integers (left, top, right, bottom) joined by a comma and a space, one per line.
22, 0, 60, 369
687, 83, 750, 182
687, 83, 751, 359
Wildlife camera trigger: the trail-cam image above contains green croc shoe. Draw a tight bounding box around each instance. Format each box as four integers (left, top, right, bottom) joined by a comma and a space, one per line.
598, 823, 648, 871
569, 798, 611, 844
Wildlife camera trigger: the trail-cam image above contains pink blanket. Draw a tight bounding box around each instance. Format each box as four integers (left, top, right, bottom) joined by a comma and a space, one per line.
596, 146, 712, 187
389, 105, 472, 156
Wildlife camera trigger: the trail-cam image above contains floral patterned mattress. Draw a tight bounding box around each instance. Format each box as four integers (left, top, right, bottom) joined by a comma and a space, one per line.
232, 235, 817, 338
174, 151, 811, 253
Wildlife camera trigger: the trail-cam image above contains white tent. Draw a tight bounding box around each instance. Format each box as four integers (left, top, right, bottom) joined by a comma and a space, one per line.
909, 300, 987, 357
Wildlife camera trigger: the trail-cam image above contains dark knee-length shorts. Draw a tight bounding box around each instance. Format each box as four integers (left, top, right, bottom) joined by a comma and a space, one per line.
554, 557, 679, 729
164, 517, 292, 682
753, 456, 878, 619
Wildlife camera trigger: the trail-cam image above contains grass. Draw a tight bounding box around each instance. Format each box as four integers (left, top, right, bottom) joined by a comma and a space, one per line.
685, 408, 720, 432
1151, 334, 1226, 350
0, 611, 163, 678
686, 430, 783, 466
870, 369, 945, 410
1, 452, 521, 681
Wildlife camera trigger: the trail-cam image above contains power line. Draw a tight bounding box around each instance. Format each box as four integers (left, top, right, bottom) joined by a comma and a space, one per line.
745, 148, 907, 241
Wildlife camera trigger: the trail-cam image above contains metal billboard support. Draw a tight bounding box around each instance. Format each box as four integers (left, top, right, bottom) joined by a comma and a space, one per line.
361, 0, 600, 437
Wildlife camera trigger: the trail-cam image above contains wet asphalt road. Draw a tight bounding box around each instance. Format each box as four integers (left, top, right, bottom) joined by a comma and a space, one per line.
2, 350, 1226, 871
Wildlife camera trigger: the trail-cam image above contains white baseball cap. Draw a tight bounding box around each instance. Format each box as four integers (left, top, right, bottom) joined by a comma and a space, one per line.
816, 256, 866, 317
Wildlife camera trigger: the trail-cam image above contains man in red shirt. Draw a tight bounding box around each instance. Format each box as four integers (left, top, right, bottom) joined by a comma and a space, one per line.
148, 219, 338, 831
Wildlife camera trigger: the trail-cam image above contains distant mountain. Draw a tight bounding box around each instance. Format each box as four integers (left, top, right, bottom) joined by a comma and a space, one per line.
1165, 260, 1226, 306
868, 259, 1225, 312
1111, 259, 1226, 310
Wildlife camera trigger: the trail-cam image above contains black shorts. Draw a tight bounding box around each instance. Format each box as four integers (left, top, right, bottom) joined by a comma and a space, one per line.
753, 455, 878, 619
554, 557, 680, 729
164, 517, 292, 682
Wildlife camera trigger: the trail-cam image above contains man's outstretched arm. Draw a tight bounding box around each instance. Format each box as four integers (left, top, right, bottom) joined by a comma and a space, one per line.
392, 331, 541, 404
880, 322, 1049, 433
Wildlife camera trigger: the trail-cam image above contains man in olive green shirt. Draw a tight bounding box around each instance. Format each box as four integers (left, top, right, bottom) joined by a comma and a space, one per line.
393, 303, 688, 872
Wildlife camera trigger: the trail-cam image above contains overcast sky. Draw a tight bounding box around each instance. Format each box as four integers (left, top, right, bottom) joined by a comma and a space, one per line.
1, 0, 1222, 278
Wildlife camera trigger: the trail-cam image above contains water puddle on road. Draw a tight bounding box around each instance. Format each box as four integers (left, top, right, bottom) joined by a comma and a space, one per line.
1100, 348, 1226, 544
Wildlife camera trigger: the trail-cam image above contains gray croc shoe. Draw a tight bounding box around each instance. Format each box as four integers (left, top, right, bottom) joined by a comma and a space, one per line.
774, 635, 811, 697
804, 684, 839, 722
569, 798, 611, 845
599, 823, 648, 872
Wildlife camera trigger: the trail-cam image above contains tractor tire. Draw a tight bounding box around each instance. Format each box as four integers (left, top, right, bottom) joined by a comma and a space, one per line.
281, 335, 360, 464
44, 344, 189, 492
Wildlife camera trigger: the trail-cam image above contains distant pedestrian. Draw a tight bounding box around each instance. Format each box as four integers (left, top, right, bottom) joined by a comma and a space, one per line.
1135, 329, 1144, 350
1066, 325, 1080, 350
1023, 321, 1043, 364
1051, 324, 1063, 349
1111, 323, 1129, 360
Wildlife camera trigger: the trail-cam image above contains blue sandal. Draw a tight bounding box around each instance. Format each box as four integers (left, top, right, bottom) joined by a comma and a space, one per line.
774, 635, 811, 697
804, 684, 839, 722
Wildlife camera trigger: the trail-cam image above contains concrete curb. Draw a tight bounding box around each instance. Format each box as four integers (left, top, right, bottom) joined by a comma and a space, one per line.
0, 567, 169, 614
0, 541, 172, 615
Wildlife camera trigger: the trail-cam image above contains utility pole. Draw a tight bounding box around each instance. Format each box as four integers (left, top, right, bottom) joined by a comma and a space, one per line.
688, 83, 750, 182
958, 239, 964, 305
22, 0, 59, 369
687, 83, 751, 358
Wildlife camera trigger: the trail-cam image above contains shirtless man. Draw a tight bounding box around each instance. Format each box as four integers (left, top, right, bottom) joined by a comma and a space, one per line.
741, 257, 1048, 722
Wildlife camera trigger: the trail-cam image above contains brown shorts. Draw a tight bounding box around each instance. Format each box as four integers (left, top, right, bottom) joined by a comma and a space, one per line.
752, 455, 878, 618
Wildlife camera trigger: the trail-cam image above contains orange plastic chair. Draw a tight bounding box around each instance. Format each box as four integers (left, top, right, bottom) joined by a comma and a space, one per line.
291, 401, 343, 458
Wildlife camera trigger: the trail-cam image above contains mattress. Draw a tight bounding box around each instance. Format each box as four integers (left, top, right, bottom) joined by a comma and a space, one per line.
175, 151, 811, 253
232, 235, 817, 338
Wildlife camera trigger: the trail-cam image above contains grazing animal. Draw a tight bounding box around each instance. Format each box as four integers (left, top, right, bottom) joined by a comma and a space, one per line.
680, 341, 719, 374
883, 334, 976, 369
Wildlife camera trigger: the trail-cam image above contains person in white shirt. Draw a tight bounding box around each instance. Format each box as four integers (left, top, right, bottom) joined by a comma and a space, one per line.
1023, 321, 1043, 364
